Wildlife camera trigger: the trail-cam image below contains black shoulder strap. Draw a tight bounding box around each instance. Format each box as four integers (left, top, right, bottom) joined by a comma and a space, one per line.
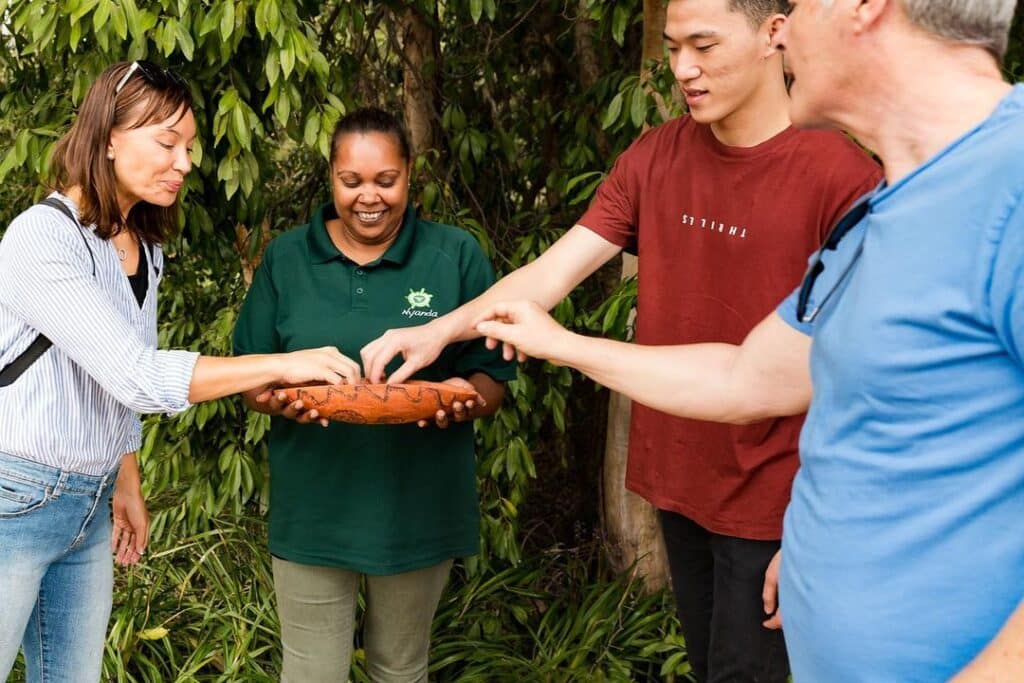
0, 335, 54, 387
0, 198, 97, 387
40, 197, 96, 276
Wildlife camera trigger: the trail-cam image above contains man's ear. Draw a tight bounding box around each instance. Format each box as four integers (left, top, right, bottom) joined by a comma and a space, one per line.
851, 0, 890, 36
764, 13, 787, 58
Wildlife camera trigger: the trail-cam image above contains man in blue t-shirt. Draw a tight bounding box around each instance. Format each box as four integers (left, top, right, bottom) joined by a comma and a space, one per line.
471, 1, 1024, 680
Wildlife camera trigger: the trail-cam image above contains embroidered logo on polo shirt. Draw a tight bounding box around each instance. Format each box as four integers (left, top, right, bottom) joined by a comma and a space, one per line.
402, 288, 439, 318
406, 288, 434, 308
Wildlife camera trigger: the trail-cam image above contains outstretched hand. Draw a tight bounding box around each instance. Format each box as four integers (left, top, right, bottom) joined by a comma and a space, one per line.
474, 301, 570, 363
361, 325, 449, 385
279, 346, 362, 386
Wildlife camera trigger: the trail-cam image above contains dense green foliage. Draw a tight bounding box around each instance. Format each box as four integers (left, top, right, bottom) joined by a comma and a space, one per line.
3, 0, 1024, 679
0, 0, 671, 564
1, 0, 680, 678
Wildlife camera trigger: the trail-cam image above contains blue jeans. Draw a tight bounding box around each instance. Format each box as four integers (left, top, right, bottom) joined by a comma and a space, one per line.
0, 451, 117, 683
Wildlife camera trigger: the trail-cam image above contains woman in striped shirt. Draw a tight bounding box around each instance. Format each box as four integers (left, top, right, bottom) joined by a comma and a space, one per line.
0, 62, 358, 682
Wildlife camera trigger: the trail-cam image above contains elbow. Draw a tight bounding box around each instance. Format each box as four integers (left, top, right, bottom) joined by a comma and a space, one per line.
723, 394, 805, 425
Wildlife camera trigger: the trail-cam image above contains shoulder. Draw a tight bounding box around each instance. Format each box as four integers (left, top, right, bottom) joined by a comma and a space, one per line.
787, 128, 882, 188
789, 128, 875, 165
413, 217, 488, 263
622, 115, 695, 156
260, 222, 313, 266
3, 197, 89, 255
974, 91, 1024, 177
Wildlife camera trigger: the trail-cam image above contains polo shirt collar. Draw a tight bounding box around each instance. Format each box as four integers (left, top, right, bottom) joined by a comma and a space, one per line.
307, 203, 418, 266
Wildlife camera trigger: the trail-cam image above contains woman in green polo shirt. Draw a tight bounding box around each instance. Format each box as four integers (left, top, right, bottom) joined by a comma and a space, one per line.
232, 108, 515, 682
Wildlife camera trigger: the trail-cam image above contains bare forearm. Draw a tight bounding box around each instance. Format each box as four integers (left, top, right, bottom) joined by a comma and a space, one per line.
436, 226, 620, 344
117, 452, 141, 487
542, 313, 811, 423
952, 600, 1024, 682
435, 262, 584, 345
188, 355, 284, 404
549, 336, 765, 423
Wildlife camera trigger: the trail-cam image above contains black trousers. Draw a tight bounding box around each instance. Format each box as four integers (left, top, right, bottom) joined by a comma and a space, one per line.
660, 510, 790, 683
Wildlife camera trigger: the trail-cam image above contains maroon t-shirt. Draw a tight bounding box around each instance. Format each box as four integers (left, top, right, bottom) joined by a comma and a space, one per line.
580, 116, 882, 539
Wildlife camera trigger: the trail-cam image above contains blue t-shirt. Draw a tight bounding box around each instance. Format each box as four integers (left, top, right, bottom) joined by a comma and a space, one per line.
777, 85, 1024, 682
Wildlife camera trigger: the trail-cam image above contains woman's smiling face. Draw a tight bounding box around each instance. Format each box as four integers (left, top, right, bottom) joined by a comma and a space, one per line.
329, 131, 410, 251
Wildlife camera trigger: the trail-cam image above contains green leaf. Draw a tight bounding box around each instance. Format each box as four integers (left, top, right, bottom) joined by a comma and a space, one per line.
265, 50, 280, 86
69, 19, 83, 51
122, 0, 141, 39
92, 0, 111, 32
232, 105, 251, 150
325, 93, 345, 115
198, 4, 220, 37
310, 50, 329, 81
190, 136, 203, 167
274, 89, 290, 127
254, 0, 269, 38
303, 112, 320, 148
175, 20, 195, 60
612, 2, 630, 46
267, 0, 281, 37
70, 0, 99, 24
469, 0, 483, 24
630, 87, 648, 128
218, 87, 239, 113
110, 2, 128, 39
602, 92, 623, 130
220, 0, 235, 42
280, 45, 295, 79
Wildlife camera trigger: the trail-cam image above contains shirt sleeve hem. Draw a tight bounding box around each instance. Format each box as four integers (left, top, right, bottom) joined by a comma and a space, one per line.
159, 350, 200, 414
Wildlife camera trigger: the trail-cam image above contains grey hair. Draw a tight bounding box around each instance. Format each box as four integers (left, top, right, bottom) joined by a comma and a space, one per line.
820, 0, 1015, 59
901, 0, 1015, 59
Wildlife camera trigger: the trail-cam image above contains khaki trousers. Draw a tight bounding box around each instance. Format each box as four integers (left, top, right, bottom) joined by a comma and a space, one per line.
272, 556, 453, 683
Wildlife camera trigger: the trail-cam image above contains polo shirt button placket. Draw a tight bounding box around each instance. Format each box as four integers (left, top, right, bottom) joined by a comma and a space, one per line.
352, 266, 368, 310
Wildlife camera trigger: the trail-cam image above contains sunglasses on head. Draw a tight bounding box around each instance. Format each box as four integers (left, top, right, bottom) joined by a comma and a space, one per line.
114, 60, 187, 95
795, 189, 877, 324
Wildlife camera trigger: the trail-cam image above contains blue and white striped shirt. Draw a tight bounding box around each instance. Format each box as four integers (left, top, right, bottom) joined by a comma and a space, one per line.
0, 193, 198, 475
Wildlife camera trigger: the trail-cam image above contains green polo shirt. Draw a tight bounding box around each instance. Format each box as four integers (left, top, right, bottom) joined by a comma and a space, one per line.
233, 203, 515, 574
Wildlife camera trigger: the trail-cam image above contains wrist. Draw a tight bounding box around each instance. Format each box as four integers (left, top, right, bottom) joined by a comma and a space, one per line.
437, 308, 475, 343
547, 328, 581, 367
115, 467, 142, 490
262, 353, 289, 386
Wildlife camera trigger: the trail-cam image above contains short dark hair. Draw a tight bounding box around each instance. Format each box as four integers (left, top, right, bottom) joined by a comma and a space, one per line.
49, 61, 192, 243
329, 107, 412, 165
729, 0, 791, 28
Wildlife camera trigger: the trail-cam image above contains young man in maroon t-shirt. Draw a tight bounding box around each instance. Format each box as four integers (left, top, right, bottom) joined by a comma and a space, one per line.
362, 0, 881, 680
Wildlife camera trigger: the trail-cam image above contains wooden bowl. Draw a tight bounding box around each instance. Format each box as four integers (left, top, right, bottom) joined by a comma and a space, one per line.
275, 380, 479, 424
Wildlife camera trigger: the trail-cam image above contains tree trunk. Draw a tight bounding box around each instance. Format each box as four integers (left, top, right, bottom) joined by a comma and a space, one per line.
395, 4, 442, 159
600, 0, 669, 593
573, 3, 610, 158
641, 0, 671, 122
